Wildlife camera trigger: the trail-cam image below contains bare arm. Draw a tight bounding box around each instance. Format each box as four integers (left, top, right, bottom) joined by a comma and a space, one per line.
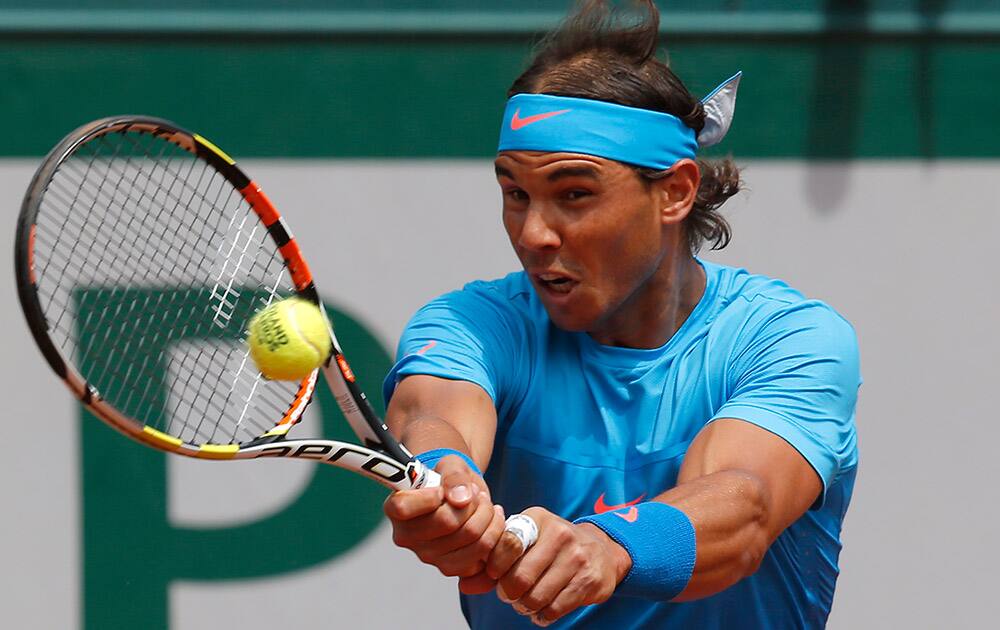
486, 417, 822, 625
385, 374, 499, 469
666, 417, 821, 600
382, 374, 506, 586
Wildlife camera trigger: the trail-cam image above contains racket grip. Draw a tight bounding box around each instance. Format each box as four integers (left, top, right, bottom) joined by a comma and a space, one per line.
408, 460, 442, 489
422, 468, 442, 488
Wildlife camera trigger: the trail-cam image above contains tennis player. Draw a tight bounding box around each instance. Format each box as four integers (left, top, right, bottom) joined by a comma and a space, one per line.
382, 1, 860, 628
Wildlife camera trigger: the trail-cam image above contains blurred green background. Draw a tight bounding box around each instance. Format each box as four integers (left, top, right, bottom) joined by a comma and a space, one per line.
1, 0, 997, 158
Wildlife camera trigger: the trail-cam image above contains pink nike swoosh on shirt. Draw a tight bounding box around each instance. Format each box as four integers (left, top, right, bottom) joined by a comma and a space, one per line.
417, 341, 437, 355
510, 108, 571, 130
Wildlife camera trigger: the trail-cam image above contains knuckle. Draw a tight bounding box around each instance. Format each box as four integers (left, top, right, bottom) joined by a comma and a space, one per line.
519, 595, 542, 612
494, 533, 519, 558
554, 525, 574, 545
474, 534, 495, 557
436, 561, 462, 578
457, 561, 486, 578
414, 548, 435, 564
579, 572, 600, 593
589, 581, 614, 604
382, 497, 403, 518
458, 518, 485, 545
543, 602, 565, 621
582, 574, 612, 604
507, 573, 532, 596
436, 510, 462, 534
436, 565, 455, 578
391, 530, 410, 548
595, 583, 614, 604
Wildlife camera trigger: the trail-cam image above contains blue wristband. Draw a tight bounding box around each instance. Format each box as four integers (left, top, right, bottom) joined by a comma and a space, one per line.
414, 448, 482, 476
574, 502, 696, 601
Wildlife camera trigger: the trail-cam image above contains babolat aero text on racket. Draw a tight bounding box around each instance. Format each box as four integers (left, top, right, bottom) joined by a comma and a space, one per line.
14, 116, 439, 491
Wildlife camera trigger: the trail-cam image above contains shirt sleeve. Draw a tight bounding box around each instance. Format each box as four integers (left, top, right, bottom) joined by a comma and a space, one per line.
712, 300, 861, 506
382, 280, 530, 410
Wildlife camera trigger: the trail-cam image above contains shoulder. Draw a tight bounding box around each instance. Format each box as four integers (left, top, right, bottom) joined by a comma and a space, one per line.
387, 272, 540, 406
419, 271, 544, 325
703, 260, 857, 348
456, 271, 535, 306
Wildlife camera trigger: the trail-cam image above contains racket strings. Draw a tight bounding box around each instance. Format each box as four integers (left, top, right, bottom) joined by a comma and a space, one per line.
31, 128, 302, 446
44, 141, 288, 444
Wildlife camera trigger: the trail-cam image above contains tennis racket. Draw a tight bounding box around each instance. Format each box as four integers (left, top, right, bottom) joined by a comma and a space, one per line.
14, 115, 439, 491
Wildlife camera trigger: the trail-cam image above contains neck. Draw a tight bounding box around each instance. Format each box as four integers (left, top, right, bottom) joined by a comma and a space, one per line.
588, 252, 706, 349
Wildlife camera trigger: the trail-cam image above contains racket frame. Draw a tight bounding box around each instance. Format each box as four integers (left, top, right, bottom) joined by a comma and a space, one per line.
15, 115, 437, 491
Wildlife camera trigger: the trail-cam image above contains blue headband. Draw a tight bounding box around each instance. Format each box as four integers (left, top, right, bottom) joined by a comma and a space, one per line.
496, 72, 742, 170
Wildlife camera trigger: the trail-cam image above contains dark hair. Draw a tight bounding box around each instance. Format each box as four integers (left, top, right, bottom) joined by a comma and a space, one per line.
507, 0, 740, 253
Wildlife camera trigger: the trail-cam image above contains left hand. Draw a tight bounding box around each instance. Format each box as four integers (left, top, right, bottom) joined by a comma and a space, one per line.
484, 507, 632, 627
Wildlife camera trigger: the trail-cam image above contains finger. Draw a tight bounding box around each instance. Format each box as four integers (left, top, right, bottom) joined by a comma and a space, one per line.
458, 571, 498, 595
437, 457, 485, 508
488, 508, 541, 580
392, 496, 480, 545
512, 556, 576, 617
496, 532, 561, 603
504, 513, 539, 552
383, 486, 444, 521
449, 502, 506, 560
486, 528, 528, 581
532, 578, 591, 627
425, 494, 499, 559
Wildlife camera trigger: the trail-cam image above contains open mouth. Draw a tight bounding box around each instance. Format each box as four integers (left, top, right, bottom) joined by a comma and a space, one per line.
536, 273, 577, 295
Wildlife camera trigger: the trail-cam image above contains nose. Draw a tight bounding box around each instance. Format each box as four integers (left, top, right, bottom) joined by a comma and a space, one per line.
517, 206, 561, 252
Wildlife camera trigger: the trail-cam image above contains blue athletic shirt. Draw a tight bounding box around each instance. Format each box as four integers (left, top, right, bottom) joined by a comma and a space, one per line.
383, 260, 860, 629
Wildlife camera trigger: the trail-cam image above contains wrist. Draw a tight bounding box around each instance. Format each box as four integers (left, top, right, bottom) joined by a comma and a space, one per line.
573, 502, 696, 601
578, 522, 633, 585
414, 447, 483, 476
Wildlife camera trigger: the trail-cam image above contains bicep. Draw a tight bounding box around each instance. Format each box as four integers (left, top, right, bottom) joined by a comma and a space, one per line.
386, 374, 499, 469
677, 418, 821, 539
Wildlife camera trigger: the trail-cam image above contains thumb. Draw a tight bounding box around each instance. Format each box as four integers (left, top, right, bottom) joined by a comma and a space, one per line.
435, 454, 487, 508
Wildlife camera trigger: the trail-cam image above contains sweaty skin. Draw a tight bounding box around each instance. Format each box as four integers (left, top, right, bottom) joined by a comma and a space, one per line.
383, 152, 823, 626
496, 151, 704, 348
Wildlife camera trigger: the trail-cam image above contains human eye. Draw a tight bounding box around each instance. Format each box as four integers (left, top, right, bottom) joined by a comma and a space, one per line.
563, 188, 593, 202
504, 188, 529, 203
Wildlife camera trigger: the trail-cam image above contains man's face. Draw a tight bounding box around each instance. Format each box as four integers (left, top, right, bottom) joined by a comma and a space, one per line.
495, 151, 669, 333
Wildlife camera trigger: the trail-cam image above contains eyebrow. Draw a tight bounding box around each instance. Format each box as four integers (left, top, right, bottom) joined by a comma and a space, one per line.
494, 164, 601, 182
546, 166, 600, 182
495, 165, 514, 180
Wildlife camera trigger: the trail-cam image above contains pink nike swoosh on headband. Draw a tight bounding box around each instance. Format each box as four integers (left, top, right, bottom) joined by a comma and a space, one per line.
510, 108, 571, 130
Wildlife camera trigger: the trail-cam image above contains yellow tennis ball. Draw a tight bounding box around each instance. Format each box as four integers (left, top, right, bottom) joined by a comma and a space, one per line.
247, 298, 332, 381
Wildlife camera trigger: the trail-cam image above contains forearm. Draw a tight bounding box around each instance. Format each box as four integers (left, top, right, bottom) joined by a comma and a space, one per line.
578, 470, 771, 603
385, 375, 498, 469
394, 412, 475, 456
383, 377, 508, 584
655, 470, 770, 601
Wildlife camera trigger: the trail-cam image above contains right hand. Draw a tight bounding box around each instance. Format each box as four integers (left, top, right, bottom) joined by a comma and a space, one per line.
384, 455, 507, 580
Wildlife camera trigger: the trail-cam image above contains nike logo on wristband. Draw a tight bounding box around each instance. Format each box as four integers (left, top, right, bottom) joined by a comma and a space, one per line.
614, 507, 639, 523
594, 493, 645, 514
510, 108, 571, 130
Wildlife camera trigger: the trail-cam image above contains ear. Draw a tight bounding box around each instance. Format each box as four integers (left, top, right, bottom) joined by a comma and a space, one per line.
655, 159, 700, 226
